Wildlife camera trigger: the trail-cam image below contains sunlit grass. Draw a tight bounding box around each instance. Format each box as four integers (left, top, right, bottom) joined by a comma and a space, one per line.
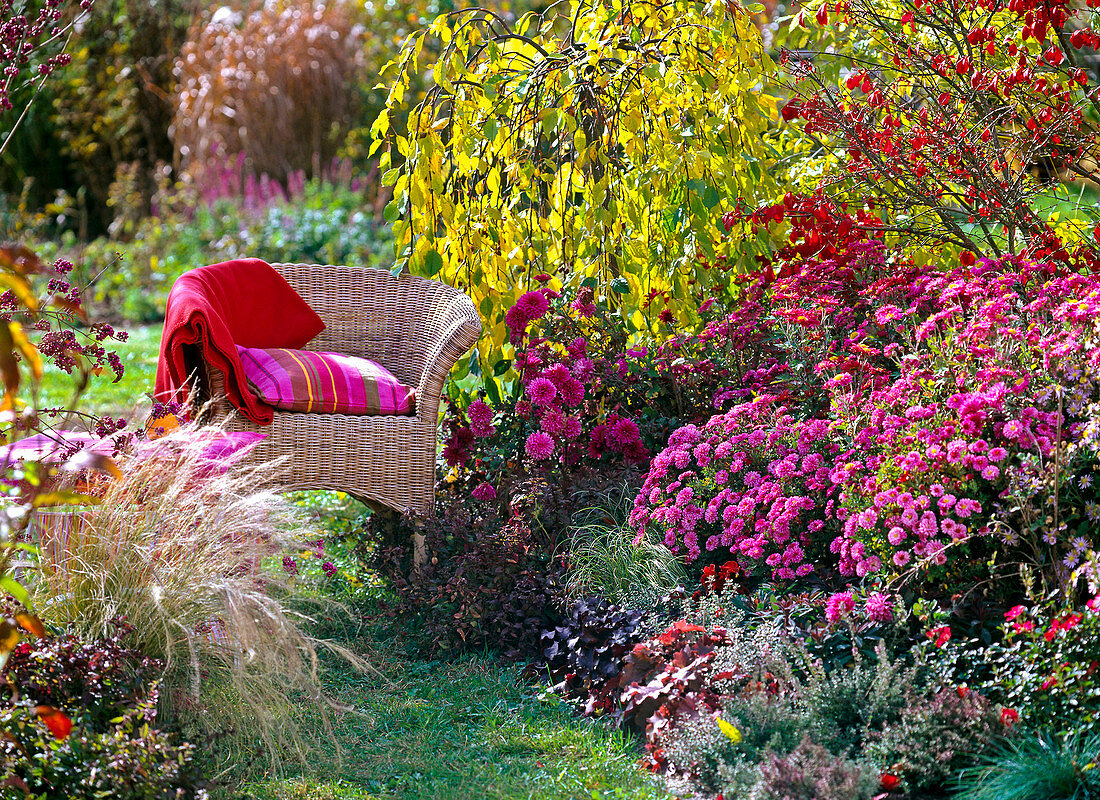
33, 323, 160, 421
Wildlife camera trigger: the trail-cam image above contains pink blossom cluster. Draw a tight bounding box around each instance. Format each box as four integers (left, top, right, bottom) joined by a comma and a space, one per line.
828, 255, 1100, 576
824, 589, 894, 623
629, 394, 838, 577
504, 289, 550, 345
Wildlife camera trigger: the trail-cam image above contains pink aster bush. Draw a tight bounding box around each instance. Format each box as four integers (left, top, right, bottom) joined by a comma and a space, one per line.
629, 394, 839, 577
828, 255, 1100, 582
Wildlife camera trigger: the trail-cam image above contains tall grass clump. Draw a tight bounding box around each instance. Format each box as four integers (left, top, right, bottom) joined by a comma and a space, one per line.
31, 423, 365, 774
952, 731, 1100, 800
563, 484, 687, 608
171, 0, 363, 190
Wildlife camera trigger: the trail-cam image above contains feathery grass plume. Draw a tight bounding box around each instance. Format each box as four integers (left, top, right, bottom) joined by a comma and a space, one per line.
172, 0, 363, 191
30, 422, 369, 775
951, 731, 1100, 800
562, 483, 686, 608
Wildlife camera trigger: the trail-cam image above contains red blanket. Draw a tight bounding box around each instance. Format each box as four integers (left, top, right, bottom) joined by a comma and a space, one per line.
154, 258, 326, 424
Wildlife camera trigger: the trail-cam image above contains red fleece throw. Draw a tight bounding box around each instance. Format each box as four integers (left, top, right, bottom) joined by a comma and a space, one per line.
154, 258, 326, 424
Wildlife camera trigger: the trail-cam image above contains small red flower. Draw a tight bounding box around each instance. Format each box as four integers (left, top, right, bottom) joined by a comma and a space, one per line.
1000, 708, 1019, 726
35, 706, 73, 740
880, 773, 902, 791
927, 624, 951, 648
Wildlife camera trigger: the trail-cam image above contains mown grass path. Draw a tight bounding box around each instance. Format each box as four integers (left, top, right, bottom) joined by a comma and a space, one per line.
239, 629, 674, 800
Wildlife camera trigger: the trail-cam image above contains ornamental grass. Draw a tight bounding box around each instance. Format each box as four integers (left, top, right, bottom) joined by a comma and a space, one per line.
31, 423, 367, 773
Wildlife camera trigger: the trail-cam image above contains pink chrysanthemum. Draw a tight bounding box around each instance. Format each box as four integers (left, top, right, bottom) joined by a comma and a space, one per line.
610, 418, 641, 447
472, 482, 497, 501
825, 591, 855, 622
526, 377, 557, 406
559, 378, 585, 407
540, 408, 567, 437
864, 592, 894, 623
467, 399, 493, 427
515, 290, 549, 321
542, 363, 572, 386
572, 358, 596, 382
525, 431, 555, 460
562, 416, 583, 439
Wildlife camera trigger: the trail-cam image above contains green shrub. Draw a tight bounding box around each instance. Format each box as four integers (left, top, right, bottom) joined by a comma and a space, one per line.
55, 178, 393, 322
1, 625, 207, 798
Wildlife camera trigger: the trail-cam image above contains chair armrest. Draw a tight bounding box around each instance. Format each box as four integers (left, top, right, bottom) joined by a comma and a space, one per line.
415, 294, 482, 422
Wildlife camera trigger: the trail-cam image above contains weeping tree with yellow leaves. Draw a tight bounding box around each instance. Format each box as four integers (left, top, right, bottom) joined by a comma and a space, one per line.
373, 0, 781, 391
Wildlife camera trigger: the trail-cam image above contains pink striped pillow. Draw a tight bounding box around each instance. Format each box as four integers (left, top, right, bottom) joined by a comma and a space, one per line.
235, 346, 415, 416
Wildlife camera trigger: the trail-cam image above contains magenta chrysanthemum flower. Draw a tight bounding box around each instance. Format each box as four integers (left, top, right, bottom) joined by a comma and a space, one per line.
525, 431, 555, 460
559, 377, 585, 407
864, 592, 894, 623
825, 591, 855, 622
467, 399, 493, 427
322, 561, 337, 577
540, 408, 567, 437
515, 290, 549, 321
526, 377, 557, 406
472, 482, 497, 501
282, 555, 298, 575
562, 416, 582, 439
610, 418, 641, 446
572, 358, 596, 382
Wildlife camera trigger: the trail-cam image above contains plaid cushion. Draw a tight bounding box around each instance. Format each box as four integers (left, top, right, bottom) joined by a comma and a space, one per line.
236, 346, 416, 416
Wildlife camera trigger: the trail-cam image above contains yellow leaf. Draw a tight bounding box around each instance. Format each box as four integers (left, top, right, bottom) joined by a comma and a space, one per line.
717, 717, 742, 744
0, 273, 37, 312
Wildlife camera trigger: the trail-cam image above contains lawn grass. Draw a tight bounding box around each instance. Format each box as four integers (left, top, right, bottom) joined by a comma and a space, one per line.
226, 503, 674, 800
33, 324, 161, 421
228, 620, 675, 800
239, 646, 674, 800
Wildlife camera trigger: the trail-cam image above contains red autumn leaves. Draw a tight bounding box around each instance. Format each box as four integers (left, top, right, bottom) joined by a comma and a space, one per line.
778, 0, 1100, 270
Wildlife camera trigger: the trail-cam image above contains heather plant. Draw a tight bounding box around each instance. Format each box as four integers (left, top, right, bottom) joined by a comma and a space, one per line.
752, 738, 881, 800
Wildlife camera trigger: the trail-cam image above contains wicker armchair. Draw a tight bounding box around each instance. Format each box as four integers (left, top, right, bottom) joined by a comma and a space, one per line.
190, 263, 481, 521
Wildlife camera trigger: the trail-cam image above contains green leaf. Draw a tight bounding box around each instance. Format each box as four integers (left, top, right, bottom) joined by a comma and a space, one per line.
0, 576, 31, 611
610, 277, 630, 294
424, 250, 444, 276
485, 375, 501, 405
493, 359, 512, 376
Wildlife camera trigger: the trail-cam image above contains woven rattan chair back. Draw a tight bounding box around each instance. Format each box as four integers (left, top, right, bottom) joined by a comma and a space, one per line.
191, 263, 481, 520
